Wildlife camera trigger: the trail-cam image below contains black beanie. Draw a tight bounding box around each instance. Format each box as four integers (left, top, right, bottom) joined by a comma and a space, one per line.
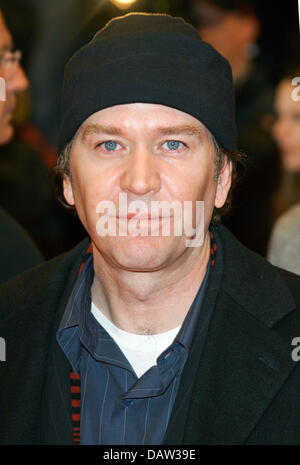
58, 12, 237, 154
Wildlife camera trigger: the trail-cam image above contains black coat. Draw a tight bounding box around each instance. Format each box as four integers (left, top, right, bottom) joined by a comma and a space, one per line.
0, 207, 43, 284
1, 225, 300, 445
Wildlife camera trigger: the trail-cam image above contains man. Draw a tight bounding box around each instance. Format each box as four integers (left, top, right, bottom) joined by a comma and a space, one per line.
1, 12, 300, 445
0, 9, 43, 283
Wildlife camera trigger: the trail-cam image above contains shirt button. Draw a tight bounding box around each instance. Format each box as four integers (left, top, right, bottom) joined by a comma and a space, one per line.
123, 399, 134, 407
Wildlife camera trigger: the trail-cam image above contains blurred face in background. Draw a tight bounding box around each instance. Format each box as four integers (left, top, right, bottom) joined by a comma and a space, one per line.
272, 79, 300, 173
195, 1, 259, 81
0, 10, 28, 145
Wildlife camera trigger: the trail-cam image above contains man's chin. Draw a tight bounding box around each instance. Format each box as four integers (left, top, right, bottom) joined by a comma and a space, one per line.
94, 236, 186, 272
110, 254, 169, 273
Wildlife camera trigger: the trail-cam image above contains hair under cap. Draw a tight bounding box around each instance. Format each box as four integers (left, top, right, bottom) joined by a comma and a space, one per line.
58, 12, 237, 154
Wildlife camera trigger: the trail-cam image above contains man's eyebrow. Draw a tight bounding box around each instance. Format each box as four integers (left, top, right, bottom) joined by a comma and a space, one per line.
81, 124, 124, 142
156, 124, 206, 139
81, 123, 206, 142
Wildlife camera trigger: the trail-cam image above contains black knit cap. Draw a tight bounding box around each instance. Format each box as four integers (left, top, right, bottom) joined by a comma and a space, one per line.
58, 12, 237, 154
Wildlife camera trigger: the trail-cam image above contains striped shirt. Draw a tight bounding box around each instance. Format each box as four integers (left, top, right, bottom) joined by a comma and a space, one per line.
57, 253, 211, 445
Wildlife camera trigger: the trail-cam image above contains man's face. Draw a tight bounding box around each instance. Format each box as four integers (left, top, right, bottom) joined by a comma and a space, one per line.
0, 11, 28, 145
64, 103, 231, 272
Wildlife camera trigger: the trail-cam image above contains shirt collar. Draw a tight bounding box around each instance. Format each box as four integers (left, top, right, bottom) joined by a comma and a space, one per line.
57, 235, 215, 373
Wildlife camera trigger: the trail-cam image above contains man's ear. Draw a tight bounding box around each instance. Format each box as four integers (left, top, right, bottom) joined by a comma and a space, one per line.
214, 159, 232, 209
63, 174, 75, 206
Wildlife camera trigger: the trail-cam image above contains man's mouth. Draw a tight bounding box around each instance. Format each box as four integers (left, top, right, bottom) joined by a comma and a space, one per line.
116, 213, 172, 220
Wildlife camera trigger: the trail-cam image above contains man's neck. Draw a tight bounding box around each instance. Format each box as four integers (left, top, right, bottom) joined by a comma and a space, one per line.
91, 232, 211, 335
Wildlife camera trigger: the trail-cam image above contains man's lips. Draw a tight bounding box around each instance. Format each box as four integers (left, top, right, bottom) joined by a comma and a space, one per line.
117, 214, 171, 220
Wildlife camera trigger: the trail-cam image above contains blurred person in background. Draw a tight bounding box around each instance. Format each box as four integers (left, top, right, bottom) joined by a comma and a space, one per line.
271, 70, 300, 211
0, 8, 43, 283
0, 0, 86, 258
189, 0, 281, 256
0, 8, 28, 144
268, 70, 300, 275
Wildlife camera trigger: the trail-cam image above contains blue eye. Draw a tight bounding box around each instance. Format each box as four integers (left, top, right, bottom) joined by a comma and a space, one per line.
167, 140, 180, 150
164, 140, 183, 151
103, 141, 119, 151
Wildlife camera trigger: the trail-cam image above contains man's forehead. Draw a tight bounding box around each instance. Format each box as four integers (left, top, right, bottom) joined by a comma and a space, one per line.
77, 103, 208, 140
79, 122, 207, 140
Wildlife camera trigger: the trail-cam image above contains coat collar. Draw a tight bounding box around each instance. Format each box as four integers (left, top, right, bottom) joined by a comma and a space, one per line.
218, 224, 296, 327
165, 224, 297, 445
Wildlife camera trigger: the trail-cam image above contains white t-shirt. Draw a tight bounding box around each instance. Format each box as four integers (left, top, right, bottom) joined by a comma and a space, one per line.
91, 302, 181, 378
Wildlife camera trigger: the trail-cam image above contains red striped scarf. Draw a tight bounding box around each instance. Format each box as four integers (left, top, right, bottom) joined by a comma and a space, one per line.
70, 242, 92, 444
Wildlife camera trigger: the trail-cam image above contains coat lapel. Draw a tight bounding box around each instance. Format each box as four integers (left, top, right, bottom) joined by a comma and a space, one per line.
165, 225, 297, 445
0, 238, 90, 444
183, 291, 296, 444
38, 239, 91, 445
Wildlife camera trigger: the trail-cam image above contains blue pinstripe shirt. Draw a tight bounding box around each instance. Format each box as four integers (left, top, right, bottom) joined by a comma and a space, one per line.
57, 254, 211, 445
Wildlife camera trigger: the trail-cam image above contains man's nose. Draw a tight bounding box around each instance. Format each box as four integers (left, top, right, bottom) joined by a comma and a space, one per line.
6, 64, 29, 94
120, 148, 161, 196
